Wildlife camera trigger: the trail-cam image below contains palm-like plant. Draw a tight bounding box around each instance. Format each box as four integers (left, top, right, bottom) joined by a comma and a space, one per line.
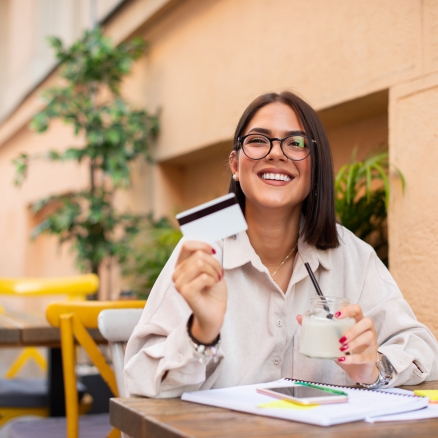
121, 217, 182, 299
335, 151, 405, 265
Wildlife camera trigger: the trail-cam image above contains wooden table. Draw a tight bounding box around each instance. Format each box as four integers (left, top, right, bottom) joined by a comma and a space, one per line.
0, 308, 104, 347
0, 308, 105, 416
110, 381, 438, 437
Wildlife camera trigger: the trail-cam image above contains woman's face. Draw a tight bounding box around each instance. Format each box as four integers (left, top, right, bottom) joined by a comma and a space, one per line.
230, 102, 312, 213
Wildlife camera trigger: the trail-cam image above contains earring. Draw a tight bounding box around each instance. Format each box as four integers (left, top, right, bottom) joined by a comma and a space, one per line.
232, 174, 237, 180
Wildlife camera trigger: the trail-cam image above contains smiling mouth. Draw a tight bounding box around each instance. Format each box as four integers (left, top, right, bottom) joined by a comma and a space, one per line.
260, 173, 293, 182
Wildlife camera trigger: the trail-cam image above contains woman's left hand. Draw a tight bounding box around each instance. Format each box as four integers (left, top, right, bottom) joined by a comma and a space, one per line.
297, 304, 379, 384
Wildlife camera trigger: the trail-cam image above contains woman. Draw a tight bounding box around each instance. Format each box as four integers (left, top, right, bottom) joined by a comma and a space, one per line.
124, 91, 438, 398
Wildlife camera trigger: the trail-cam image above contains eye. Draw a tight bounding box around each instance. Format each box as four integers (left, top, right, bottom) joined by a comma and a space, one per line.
285, 136, 307, 149
245, 135, 270, 145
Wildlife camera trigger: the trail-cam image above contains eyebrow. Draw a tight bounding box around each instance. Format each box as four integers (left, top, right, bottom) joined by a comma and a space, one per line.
247, 127, 307, 136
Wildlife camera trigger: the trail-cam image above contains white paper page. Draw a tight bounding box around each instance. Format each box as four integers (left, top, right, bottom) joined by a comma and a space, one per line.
366, 404, 438, 422
182, 379, 429, 426
377, 388, 414, 396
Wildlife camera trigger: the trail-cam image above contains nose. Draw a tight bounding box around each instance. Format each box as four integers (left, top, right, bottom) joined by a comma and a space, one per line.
267, 139, 287, 160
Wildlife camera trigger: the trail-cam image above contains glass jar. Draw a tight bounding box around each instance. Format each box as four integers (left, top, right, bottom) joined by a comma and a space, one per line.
299, 297, 356, 359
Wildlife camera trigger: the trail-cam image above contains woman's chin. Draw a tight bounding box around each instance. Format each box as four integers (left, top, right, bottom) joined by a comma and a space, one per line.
247, 197, 304, 212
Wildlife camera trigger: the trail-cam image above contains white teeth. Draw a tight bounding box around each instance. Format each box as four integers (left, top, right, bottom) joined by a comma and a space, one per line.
261, 173, 291, 182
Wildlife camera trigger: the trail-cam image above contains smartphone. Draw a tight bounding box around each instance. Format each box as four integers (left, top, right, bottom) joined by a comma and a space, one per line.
257, 385, 349, 405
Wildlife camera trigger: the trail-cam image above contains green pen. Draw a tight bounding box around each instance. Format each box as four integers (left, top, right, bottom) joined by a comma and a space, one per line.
295, 381, 348, 396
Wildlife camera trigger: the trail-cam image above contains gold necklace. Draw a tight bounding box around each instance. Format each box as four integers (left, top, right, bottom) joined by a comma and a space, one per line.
271, 243, 298, 277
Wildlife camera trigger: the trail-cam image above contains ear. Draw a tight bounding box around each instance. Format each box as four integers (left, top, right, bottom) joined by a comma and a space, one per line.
229, 150, 239, 178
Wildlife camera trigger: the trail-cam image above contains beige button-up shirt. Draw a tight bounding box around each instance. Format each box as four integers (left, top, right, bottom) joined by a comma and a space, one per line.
124, 226, 438, 398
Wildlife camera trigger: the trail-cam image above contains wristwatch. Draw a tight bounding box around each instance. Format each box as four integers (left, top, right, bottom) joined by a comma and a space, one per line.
360, 352, 394, 389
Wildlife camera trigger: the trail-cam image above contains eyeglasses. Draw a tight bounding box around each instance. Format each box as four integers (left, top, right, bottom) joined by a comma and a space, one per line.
236, 132, 314, 161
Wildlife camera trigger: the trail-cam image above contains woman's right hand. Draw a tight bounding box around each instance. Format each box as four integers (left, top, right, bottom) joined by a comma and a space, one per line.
172, 241, 227, 344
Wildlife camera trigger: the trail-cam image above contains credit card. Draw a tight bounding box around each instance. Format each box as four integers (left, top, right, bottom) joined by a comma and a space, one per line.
176, 193, 247, 244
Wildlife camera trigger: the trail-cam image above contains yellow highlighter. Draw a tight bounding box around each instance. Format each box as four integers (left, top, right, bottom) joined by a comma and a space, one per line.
414, 390, 438, 403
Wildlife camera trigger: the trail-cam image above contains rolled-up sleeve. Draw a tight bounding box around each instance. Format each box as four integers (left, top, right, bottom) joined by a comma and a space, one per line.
360, 252, 438, 387
124, 240, 224, 398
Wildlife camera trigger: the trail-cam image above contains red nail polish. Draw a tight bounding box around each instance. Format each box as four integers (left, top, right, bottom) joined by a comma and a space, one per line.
338, 357, 346, 362
218, 275, 221, 281
334, 311, 341, 318
211, 248, 216, 254
340, 344, 348, 352
339, 335, 347, 344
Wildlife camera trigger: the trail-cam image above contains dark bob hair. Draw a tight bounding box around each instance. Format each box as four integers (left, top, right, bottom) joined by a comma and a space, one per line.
228, 91, 339, 250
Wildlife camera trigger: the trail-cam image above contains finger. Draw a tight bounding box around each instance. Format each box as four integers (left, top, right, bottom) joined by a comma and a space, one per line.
339, 329, 377, 355
178, 273, 218, 302
334, 304, 364, 322
339, 317, 375, 345
176, 240, 216, 266
174, 251, 223, 277
337, 349, 378, 365
173, 250, 223, 284
173, 259, 222, 291
296, 315, 303, 326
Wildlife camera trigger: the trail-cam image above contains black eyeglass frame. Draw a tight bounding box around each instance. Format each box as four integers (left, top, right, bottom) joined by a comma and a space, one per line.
236, 132, 316, 161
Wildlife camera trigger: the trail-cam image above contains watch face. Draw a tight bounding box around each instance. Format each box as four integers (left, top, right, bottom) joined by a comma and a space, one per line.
382, 354, 395, 371
377, 353, 394, 380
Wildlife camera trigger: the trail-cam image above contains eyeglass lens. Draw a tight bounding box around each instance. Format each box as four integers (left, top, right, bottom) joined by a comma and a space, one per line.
241, 134, 310, 161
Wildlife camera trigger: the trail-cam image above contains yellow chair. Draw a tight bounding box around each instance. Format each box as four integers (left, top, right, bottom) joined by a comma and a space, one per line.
0, 274, 99, 427
0, 274, 99, 298
0, 274, 99, 378
45, 300, 146, 438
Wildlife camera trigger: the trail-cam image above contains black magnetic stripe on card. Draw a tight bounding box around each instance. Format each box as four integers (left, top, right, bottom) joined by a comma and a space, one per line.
177, 196, 237, 226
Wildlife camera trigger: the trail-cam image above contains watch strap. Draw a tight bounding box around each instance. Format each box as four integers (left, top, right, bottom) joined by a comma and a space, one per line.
359, 352, 394, 389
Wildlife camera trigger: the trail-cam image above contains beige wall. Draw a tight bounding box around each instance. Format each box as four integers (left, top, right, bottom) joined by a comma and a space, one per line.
120, 0, 416, 218
0, 0, 124, 123
132, 0, 420, 162
1, 0, 438, 337
0, 120, 88, 276
389, 71, 438, 335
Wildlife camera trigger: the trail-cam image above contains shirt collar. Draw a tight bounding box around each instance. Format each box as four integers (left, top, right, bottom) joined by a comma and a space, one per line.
223, 231, 264, 272
223, 229, 332, 273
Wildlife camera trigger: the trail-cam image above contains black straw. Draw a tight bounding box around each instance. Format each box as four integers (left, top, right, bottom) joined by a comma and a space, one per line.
304, 262, 333, 319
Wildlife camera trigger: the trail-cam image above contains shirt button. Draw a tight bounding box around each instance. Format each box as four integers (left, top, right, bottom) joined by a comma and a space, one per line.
398, 359, 404, 365
277, 320, 283, 327
273, 357, 280, 365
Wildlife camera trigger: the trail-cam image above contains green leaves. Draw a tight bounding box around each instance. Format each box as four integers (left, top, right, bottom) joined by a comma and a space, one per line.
48, 28, 147, 94
12, 154, 29, 186
335, 151, 405, 265
12, 27, 159, 278
30, 191, 142, 273
121, 217, 183, 299
20, 85, 158, 187
47, 36, 63, 52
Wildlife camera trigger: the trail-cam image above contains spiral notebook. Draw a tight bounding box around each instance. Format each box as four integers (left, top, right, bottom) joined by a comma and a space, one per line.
181, 378, 428, 426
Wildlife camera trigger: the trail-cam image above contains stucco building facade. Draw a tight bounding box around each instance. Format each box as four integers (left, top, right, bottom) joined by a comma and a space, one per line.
1, 0, 438, 337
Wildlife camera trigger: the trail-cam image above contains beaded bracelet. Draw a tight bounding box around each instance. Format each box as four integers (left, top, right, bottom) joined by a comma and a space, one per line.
187, 314, 221, 364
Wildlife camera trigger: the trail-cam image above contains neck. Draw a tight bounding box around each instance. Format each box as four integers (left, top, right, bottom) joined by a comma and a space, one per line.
245, 202, 302, 270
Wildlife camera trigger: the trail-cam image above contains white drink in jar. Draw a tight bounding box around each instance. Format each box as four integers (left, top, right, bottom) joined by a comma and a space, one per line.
299, 297, 355, 359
